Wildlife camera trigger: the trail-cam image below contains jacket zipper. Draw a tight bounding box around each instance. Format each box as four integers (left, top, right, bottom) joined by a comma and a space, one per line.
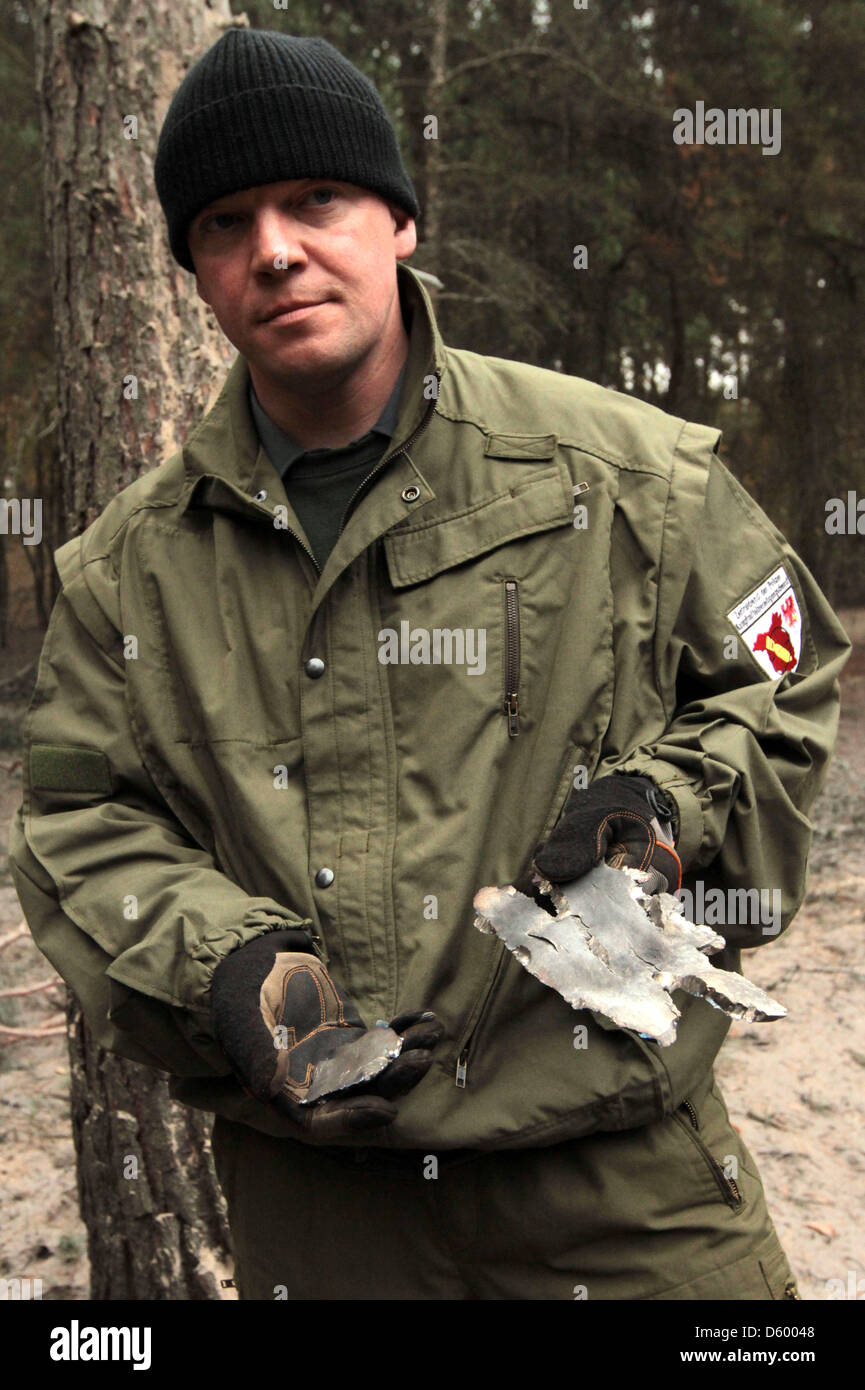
244, 493, 321, 577
457, 617, 563, 1088
682, 1097, 699, 1129
198, 477, 324, 579
679, 1098, 743, 1206
286, 528, 320, 577
455, 943, 509, 1087
335, 383, 441, 542
503, 579, 521, 737
245, 376, 441, 573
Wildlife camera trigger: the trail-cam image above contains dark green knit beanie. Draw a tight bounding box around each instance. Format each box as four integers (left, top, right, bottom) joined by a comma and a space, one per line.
154, 28, 420, 273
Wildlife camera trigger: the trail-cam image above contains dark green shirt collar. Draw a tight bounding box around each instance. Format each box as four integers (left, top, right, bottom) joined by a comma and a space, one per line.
248, 361, 406, 479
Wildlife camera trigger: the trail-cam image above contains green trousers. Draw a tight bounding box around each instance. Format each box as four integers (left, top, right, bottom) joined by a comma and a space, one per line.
210, 1065, 800, 1300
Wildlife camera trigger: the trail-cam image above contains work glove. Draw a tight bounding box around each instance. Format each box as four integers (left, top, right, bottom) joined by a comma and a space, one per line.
211, 929, 444, 1141
531, 774, 683, 895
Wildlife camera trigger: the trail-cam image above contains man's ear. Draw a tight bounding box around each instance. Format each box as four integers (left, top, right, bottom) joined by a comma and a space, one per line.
392, 208, 417, 261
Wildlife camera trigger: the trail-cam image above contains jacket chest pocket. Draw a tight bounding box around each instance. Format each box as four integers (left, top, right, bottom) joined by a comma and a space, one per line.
381, 464, 614, 753
132, 521, 308, 746
382, 467, 572, 733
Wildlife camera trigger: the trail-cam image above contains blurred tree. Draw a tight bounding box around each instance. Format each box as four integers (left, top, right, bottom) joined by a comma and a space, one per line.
286, 0, 864, 602
0, 0, 60, 653
12, 0, 865, 623
31, 0, 239, 1299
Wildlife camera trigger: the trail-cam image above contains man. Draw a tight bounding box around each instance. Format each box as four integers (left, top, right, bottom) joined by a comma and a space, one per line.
9, 29, 851, 1300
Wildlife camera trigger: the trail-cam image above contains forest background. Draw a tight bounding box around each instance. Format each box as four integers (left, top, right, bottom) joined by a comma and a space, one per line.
3, 0, 865, 643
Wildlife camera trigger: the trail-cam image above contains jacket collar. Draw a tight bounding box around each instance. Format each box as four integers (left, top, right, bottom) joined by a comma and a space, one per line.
248, 358, 407, 477
179, 264, 448, 520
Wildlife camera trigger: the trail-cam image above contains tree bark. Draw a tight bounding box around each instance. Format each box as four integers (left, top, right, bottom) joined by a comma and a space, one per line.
19, 401, 62, 632
421, 0, 448, 306
33, 0, 242, 1299
67, 995, 232, 1300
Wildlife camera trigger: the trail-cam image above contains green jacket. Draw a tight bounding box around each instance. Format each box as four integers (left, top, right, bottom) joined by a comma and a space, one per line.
9, 265, 851, 1150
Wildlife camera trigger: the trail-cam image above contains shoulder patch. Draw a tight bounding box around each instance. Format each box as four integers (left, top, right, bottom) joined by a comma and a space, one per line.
727, 565, 803, 678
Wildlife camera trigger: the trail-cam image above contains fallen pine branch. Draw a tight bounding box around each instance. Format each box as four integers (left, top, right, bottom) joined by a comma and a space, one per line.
0, 978, 61, 999
0, 925, 29, 952
0, 1013, 66, 1043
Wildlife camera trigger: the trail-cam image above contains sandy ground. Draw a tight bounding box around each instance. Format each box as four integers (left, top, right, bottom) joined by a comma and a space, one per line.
0, 612, 862, 1301
713, 607, 865, 1302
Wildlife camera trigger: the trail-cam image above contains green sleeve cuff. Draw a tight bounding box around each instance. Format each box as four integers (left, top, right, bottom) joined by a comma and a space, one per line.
613, 758, 705, 870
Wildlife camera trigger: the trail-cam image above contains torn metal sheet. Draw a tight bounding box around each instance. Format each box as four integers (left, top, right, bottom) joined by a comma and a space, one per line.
473, 863, 786, 1047
299, 1024, 404, 1104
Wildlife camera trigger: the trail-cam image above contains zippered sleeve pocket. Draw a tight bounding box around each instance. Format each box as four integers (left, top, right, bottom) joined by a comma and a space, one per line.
675, 1099, 744, 1210
503, 579, 521, 737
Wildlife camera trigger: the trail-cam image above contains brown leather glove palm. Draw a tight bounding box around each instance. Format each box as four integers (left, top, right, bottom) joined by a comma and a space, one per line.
211, 929, 443, 1140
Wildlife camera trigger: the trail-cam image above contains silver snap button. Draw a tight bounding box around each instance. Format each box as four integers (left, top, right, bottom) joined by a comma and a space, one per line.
304, 658, 325, 679
315, 867, 335, 888
253, 489, 267, 502
401, 485, 421, 503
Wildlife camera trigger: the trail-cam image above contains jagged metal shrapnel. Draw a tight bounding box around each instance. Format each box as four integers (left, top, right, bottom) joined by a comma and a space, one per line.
300, 1023, 404, 1104
473, 862, 786, 1047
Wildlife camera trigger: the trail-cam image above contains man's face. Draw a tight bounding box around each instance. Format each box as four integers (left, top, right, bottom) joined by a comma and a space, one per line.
188, 179, 417, 387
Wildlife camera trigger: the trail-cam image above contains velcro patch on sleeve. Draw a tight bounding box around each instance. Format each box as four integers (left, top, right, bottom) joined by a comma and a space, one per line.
727, 565, 803, 679
30, 743, 112, 794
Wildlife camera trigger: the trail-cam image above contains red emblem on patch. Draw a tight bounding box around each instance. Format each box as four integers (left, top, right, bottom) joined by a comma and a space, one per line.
753, 612, 796, 673
781, 594, 798, 628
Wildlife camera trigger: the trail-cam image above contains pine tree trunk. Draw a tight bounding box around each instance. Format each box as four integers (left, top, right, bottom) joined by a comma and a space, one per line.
67, 995, 233, 1300
422, 0, 448, 307
32, 0, 244, 1299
